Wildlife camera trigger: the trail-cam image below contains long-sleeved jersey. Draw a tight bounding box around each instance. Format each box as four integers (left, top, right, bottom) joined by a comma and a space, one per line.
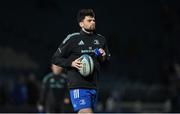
52, 30, 110, 89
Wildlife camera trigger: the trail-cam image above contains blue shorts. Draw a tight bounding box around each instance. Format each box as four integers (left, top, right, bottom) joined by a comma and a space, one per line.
70, 89, 97, 112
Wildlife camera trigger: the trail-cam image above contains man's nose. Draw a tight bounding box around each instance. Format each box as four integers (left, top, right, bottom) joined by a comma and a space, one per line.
91, 21, 95, 24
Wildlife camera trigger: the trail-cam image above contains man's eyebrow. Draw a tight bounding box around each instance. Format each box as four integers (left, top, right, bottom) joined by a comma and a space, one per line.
87, 19, 95, 21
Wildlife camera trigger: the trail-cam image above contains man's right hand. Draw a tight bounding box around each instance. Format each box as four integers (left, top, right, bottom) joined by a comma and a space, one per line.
71, 57, 82, 70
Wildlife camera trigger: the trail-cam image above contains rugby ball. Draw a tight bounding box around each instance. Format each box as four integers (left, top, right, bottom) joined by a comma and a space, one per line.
79, 54, 94, 77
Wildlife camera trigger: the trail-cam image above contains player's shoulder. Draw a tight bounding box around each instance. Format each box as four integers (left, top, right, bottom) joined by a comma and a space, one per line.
96, 33, 106, 42
97, 33, 105, 37
60, 73, 67, 79
96, 33, 106, 39
62, 32, 80, 44
42, 73, 53, 83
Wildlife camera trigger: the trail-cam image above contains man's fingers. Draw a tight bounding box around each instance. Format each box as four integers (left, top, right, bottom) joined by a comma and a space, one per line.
74, 64, 82, 70
76, 57, 82, 61
71, 57, 83, 69
72, 61, 82, 70
102, 52, 106, 56
76, 63, 82, 68
99, 48, 104, 53
74, 66, 80, 70
99, 48, 106, 56
75, 61, 81, 64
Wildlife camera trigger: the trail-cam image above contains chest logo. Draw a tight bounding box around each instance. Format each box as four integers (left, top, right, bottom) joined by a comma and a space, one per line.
94, 40, 100, 45
50, 78, 55, 83
78, 40, 85, 45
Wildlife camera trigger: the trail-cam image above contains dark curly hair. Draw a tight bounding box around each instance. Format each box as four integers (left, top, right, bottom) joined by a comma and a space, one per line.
77, 9, 95, 23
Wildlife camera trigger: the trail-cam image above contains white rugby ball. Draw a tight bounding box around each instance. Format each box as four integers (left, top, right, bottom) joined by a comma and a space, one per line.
79, 54, 94, 77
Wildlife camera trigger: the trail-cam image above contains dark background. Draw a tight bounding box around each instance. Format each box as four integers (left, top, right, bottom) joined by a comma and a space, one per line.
0, 0, 180, 112
0, 0, 161, 80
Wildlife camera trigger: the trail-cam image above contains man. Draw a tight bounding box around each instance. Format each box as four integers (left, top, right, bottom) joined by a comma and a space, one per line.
37, 64, 71, 113
52, 9, 110, 113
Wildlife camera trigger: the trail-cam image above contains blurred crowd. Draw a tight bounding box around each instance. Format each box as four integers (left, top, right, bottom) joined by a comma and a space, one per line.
0, 73, 40, 112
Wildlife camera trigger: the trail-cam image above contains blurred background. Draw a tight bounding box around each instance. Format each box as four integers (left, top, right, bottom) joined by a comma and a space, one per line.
0, 0, 180, 112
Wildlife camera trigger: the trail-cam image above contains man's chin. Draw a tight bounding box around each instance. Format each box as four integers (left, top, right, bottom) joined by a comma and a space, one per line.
85, 28, 95, 32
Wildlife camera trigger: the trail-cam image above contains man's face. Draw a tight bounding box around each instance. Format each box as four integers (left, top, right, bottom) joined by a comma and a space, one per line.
80, 16, 96, 31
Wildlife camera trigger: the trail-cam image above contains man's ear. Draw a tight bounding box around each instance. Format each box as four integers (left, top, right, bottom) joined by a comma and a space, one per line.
79, 22, 83, 28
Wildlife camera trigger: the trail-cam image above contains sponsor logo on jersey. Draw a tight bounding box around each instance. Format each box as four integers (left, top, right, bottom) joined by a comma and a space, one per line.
50, 79, 55, 83
81, 49, 94, 53
78, 40, 85, 45
94, 39, 100, 45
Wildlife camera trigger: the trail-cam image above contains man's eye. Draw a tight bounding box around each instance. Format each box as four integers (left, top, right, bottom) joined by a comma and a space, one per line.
88, 20, 95, 22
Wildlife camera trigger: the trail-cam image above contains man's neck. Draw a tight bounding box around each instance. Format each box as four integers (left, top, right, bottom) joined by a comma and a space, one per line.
82, 28, 93, 34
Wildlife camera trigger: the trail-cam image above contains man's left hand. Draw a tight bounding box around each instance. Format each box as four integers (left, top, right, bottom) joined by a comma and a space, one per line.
99, 48, 106, 56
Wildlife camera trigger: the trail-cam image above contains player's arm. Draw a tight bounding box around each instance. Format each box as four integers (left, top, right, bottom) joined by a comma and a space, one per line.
52, 36, 73, 68
102, 39, 111, 61
98, 38, 111, 62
